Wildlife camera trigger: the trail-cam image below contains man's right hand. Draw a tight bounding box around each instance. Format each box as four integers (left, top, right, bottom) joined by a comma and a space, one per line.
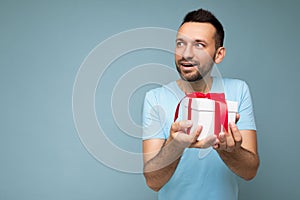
167, 120, 218, 149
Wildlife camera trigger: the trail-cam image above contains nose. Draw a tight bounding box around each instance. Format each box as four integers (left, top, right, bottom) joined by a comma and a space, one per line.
183, 44, 194, 60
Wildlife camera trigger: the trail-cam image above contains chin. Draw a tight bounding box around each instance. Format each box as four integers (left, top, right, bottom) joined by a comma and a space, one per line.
180, 74, 203, 82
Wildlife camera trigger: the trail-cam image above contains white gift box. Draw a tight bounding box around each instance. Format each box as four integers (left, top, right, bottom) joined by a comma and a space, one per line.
182, 98, 238, 140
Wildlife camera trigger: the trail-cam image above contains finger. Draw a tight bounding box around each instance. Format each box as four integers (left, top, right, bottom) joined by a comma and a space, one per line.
225, 126, 235, 152
213, 138, 220, 149
217, 132, 227, 150
229, 122, 242, 147
190, 135, 217, 148
190, 125, 202, 143
213, 142, 219, 149
170, 120, 193, 133
235, 113, 240, 123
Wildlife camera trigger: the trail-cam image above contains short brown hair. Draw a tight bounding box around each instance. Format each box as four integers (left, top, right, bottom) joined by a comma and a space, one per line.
181, 9, 225, 49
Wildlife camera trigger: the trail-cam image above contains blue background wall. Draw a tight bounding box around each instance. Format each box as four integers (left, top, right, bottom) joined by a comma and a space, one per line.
1, 0, 300, 199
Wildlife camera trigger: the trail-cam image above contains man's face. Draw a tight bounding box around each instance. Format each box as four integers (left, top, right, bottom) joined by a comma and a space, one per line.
175, 22, 218, 82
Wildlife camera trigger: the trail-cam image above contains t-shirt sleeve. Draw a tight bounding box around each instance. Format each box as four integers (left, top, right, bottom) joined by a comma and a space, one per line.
236, 81, 257, 131
142, 90, 167, 140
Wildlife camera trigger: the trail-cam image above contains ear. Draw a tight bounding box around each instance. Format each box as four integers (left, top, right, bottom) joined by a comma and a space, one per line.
214, 47, 226, 64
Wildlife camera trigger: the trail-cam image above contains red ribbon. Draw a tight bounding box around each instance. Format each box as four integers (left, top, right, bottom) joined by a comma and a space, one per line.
174, 92, 228, 136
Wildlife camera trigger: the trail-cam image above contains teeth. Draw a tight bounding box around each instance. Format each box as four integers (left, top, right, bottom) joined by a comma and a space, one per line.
182, 63, 194, 67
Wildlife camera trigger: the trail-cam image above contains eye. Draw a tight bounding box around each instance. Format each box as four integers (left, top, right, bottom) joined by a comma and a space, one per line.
194, 43, 205, 48
176, 41, 185, 47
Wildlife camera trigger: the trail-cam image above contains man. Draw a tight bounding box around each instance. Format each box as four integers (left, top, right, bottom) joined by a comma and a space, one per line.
142, 8, 259, 200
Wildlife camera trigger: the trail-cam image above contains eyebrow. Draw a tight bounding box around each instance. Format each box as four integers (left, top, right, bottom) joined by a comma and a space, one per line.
176, 37, 208, 44
194, 39, 208, 45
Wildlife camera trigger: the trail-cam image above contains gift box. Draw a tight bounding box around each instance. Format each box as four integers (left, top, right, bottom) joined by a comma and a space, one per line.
181, 96, 238, 140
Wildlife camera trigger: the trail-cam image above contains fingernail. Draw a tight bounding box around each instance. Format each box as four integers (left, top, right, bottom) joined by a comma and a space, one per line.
186, 120, 193, 126
220, 132, 225, 138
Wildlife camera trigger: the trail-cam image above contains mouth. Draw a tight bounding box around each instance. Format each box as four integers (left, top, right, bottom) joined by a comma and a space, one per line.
179, 61, 198, 69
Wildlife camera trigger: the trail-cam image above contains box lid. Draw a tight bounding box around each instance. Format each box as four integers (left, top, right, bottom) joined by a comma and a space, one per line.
183, 98, 238, 112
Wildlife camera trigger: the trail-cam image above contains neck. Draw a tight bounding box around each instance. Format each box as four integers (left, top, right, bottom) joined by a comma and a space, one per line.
177, 76, 213, 94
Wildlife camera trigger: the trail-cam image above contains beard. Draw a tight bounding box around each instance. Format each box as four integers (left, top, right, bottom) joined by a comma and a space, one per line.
175, 59, 213, 82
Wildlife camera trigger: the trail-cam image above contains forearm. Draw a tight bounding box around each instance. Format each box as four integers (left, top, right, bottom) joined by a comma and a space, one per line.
143, 139, 185, 191
217, 147, 259, 180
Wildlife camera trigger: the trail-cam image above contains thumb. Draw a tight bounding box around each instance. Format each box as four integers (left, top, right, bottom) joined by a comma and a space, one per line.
191, 125, 202, 142
170, 120, 193, 134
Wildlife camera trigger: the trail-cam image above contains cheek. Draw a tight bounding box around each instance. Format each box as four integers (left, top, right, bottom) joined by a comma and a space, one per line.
174, 51, 181, 61
175, 47, 184, 57
195, 50, 215, 61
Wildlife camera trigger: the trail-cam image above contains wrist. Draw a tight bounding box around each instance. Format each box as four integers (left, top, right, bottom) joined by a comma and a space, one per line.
216, 145, 241, 155
165, 135, 186, 154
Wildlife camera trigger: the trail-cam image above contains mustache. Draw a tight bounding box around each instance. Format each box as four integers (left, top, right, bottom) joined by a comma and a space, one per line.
178, 58, 200, 65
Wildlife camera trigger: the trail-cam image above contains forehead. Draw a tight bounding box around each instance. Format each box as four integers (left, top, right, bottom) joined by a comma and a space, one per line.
176, 22, 216, 42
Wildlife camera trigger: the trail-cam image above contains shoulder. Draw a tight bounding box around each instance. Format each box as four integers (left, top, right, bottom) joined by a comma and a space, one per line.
222, 78, 250, 92
222, 78, 248, 87
221, 78, 252, 101
145, 81, 181, 101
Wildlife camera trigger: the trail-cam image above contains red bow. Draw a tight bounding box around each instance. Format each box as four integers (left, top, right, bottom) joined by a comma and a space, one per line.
174, 92, 228, 136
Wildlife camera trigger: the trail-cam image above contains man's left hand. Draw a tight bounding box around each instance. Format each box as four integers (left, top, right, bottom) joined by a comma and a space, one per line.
214, 122, 243, 152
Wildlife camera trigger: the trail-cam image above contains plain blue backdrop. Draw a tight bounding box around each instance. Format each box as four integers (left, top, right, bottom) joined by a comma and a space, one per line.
1, 0, 300, 199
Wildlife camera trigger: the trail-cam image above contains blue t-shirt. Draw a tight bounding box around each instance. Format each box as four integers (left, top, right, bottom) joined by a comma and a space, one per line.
142, 77, 256, 200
